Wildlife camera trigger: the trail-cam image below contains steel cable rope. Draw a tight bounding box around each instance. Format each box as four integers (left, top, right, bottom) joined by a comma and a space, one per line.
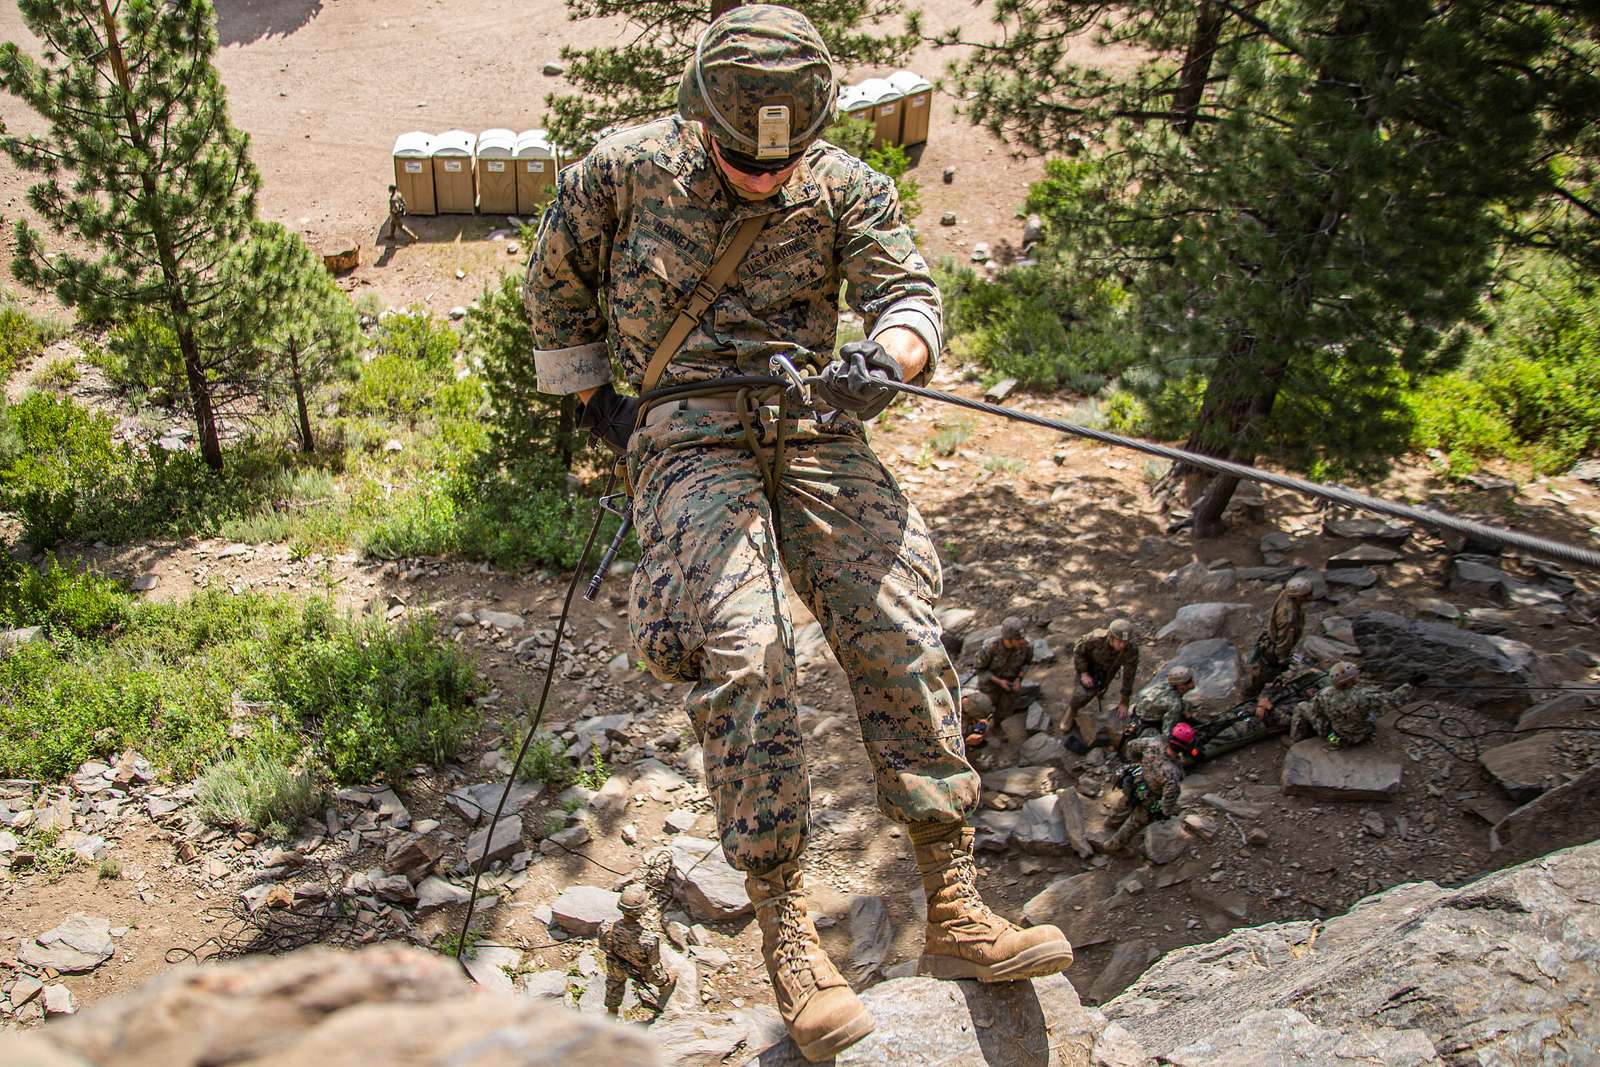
875, 377, 1600, 571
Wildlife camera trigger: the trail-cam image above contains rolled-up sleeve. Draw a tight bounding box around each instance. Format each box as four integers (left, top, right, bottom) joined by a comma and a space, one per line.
524, 161, 616, 395
836, 167, 943, 380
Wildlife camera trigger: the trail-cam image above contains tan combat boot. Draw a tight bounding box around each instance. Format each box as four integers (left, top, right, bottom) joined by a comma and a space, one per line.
912, 823, 1075, 982
746, 861, 875, 1062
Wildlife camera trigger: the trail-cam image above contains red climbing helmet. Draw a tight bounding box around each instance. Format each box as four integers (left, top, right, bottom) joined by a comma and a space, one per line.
1169, 722, 1196, 745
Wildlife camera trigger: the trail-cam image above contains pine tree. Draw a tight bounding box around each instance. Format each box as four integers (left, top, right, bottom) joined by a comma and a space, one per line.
0, 0, 259, 470
545, 0, 918, 150
215, 223, 361, 454
948, 1, 1600, 535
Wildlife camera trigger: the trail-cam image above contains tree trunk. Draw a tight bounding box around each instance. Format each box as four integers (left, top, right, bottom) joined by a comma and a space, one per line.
1175, 3, 1391, 538
1172, 2, 1224, 137
175, 317, 224, 469
709, 0, 742, 21
288, 339, 315, 453
100, 0, 223, 469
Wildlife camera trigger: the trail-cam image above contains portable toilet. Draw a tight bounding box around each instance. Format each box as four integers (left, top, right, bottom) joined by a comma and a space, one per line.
838, 83, 876, 138
858, 79, 904, 149
476, 129, 517, 215
888, 70, 933, 146
432, 129, 477, 214
392, 131, 436, 216
514, 129, 558, 214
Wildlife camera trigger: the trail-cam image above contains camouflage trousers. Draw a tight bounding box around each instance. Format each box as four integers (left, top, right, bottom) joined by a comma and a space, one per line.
1108, 803, 1158, 852
627, 410, 980, 874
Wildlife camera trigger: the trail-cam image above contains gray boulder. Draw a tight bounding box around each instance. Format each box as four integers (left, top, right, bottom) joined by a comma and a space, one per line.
1281, 741, 1402, 801
980, 765, 1055, 797
1015, 794, 1073, 855
550, 885, 623, 936
1353, 611, 1544, 716
19, 913, 115, 974
1490, 762, 1600, 863
1105, 841, 1600, 1065
0, 945, 659, 1066
1019, 732, 1067, 766
1166, 561, 1237, 599
668, 836, 753, 922
1156, 603, 1250, 642
1326, 544, 1402, 568
754, 973, 1106, 1065
1136, 639, 1244, 715
1480, 732, 1581, 802
1323, 518, 1412, 545
465, 815, 522, 866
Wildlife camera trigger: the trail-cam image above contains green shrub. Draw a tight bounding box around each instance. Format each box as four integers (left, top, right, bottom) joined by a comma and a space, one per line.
1405, 257, 1600, 474
502, 722, 576, 786
347, 311, 460, 418
30, 355, 79, 390
930, 418, 973, 456
0, 391, 131, 547
104, 313, 186, 400
0, 557, 130, 637
0, 304, 46, 382
939, 262, 1138, 391
273, 609, 481, 784
0, 589, 484, 785
195, 751, 325, 839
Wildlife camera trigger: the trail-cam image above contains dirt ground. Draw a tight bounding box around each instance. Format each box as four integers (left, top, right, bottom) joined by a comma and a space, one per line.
3, 0, 1599, 1046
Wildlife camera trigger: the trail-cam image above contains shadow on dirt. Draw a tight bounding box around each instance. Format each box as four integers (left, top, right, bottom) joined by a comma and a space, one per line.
214, 0, 324, 48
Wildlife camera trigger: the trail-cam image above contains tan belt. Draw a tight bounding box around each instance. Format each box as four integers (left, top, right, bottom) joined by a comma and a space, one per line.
641, 395, 747, 428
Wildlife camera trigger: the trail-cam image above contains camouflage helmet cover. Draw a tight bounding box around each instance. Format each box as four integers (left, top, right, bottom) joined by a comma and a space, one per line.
1001, 615, 1025, 639
1107, 618, 1133, 641
1285, 575, 1314, 598
619, 883, 649, 913
1330, 661, 1359, 687
677, 5, 838, 160
1167, 664, 1195, 688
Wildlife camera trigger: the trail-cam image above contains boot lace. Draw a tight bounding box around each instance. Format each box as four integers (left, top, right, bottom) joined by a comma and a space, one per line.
757, 890, 813, 980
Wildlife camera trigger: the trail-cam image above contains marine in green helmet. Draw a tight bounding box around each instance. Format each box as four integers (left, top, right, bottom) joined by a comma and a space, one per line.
524, 6, 1071, 1059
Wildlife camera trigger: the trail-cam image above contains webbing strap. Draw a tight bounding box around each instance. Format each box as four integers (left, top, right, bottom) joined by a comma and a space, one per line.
639, 212, 773, 396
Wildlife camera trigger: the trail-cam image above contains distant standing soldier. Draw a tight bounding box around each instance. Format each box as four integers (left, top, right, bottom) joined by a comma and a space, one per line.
1244, 576, 1313, 702
1289, 661, 1412, 748
1104, 724, 1189, 854
1117, 664, 1194, 756
599, 884, 674, 1016
971, 616, 1034, 727
385, 184, 417, 243
1063, 618, 1140, 752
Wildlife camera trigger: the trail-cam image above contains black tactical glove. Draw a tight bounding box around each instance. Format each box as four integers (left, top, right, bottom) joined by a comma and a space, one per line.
815, 340, 904, 421
576, 384, 640, 456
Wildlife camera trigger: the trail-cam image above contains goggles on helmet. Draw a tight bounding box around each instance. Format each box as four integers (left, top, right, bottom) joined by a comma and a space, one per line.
714, 138, 807, 175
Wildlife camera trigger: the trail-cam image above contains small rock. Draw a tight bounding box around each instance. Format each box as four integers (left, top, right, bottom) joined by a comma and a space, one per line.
542, 61, 565, 76
970, 242, 991, 263
131, 574, 159, 592
550, 885, 622, 936
448, 306, 467, 321
41, 984, 76, 1016
540, 823, 591, 856
19, 914, 115, 974
664, 808, 700, 834
942, 165, 956, 184
939, 210, 957, 226
465, 816, 522, 866
1361, 811, 1387, 837
415, 876, 470, 912
668, 836, 753, 921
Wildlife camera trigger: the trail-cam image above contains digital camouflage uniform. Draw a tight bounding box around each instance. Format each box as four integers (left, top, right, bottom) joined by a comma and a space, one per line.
526, 114, 973, 875
599, 914, 672, 1013
385, 188, 414, 242
1107, 736, 1182, 852
1067, 628, 1141, 745
1244, 588, 1306, 700
1117, 680, 1187, 756
1290, 683, 1412, 748
972, 634, 1034, 724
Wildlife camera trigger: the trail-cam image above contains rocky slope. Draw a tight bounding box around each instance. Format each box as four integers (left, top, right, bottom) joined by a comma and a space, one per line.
4, 841, 1593, 1066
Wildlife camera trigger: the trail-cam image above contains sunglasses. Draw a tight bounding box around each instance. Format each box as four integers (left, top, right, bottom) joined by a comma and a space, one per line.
714, 139, 806, 175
